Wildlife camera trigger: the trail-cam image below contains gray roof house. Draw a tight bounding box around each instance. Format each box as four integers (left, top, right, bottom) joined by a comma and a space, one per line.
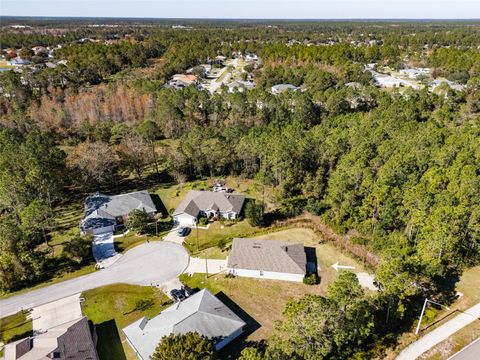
227, 238, 307, 282
271, 83, 299, 94
172, 190, 245, 226
81, 190, 156, 234
4, 317, 99, 360
122, 289, 246, 359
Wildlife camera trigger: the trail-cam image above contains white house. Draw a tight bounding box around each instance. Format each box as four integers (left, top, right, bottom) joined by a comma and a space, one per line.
81, 190, 157, 235
122, 289, 246, 360
227, 238, 307, 282
271, 83, 299, 94
172, 190, 245, 226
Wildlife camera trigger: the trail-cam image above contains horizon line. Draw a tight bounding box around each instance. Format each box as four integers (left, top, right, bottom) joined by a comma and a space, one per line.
1, 15, 480, 21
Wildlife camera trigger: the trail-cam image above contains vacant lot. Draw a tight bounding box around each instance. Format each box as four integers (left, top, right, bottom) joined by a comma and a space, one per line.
82, 284, 171, 360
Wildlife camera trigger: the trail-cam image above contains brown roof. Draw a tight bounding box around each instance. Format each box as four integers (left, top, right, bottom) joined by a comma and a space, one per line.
227, 238, 306, 275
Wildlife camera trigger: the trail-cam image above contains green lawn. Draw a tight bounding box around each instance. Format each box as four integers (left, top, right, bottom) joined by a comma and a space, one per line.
82, 284, 172, 360
184, 220, 260, 256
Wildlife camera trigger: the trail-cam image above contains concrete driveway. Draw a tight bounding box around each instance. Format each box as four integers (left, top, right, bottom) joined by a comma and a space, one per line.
0, 241, 189, 318
184, 258, 227, 276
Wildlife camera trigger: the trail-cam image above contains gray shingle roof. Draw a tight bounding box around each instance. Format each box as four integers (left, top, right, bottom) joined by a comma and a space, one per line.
227, 238, 306, 275
81, 190, 156, 231
122, 289, 245, 360
5, 317, 98, 360
173, 191, 245, 217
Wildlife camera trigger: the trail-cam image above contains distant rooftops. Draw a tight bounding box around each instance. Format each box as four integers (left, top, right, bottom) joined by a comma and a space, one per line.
122, 289, 245, 359
227, 238, 307, 275
271, 84, 299, 94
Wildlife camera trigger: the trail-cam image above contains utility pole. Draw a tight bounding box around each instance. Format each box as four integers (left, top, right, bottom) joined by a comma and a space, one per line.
196, 222, 199, 254
205, 250, 209, 279
415, 298, 450, 335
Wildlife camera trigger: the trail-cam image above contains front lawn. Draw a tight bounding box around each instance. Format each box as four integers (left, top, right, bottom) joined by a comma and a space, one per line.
82, 284, 172, 360
184, 220, 260, 256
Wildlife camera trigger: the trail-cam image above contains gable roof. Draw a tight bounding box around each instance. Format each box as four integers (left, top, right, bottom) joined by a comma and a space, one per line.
122, 289, 245, 360
81, 190, 156, 231
227, 238, 306, 275
173, 191, 245, 217
5, 317, 98, 360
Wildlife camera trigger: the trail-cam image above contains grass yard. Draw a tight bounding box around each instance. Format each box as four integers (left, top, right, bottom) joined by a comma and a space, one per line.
0, 312, 33, 356
184, 220, 260, 256
82, 284, 172, 360
179, 227, 368, 345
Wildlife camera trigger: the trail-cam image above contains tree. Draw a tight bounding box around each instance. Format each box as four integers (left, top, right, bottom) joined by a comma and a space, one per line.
245, 200, 264, 227
117, 132, 153, 180
125, 209, 151, 234
63, 234, 92, 264
151, 332, 215, 360
20, 199, 54, 246
67, 141, 118, 188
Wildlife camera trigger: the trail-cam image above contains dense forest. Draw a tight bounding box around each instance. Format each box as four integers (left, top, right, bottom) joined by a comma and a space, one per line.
0, 20, 479, 359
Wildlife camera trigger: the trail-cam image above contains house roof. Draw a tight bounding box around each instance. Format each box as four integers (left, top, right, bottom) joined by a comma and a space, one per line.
173, 190, 245, 217
271, 84, 298, 92
171, 74, 197, 84
81, 190, 156, 231
122, 289, 245, 360
227, 238, 306, 275
5, 317, 98, 360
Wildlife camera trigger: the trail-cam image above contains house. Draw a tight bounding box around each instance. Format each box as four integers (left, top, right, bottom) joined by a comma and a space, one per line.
430, 79, 466, 92
227, 238, 307, 282
227, 80, 256, 93
271, 84, 299, 94
80, 190, 157, 235
122, 289, 246, 359
399, 68, 430, 79
167, 74, 198, 90
7, 57, 31, 66
172, 190, 245, 226
4, 317, 99, 360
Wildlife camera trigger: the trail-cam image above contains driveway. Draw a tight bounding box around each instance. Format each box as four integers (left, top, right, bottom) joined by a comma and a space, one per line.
184, 258, 227, 276
0, 241, 189, 318
92, 232, 121, 268
396, 302, 480, 359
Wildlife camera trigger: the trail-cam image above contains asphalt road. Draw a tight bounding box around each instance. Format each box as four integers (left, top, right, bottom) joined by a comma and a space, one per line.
0, 241, 189, 318
448, 338, 480, 360
396, 302, 480, 359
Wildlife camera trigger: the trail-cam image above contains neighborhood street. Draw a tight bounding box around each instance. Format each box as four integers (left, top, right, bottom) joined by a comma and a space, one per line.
0, 241, 189, 318
396, 302, 480, 359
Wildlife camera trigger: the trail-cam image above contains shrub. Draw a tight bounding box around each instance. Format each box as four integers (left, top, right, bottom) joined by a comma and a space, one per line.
303, 273, 318, 285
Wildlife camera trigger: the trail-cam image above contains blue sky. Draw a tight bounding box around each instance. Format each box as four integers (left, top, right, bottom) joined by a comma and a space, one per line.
2, 0, 480, 19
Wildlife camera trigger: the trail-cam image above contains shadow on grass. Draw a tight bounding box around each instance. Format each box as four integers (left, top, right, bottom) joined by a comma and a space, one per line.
214, 291, 261, 360
95, 319, 127, 360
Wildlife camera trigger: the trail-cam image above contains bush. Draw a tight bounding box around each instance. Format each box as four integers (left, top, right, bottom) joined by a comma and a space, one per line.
198, 217, 209, 226
217, 238, 226, 250
245, 200, 264, 226
303, 273, 318, 285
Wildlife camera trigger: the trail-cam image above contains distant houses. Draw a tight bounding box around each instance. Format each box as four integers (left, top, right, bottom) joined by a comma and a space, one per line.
172, 190, 245, 226
271, 83, 299, 94
227, 80, 256, 93
80, 190, 157, 235
227, 238, 307, 282
122, 289, 246, 359
399, 67, 431, 79
167, 74, 198, 90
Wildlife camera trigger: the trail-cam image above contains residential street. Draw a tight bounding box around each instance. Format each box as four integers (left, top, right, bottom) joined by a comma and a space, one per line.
448, 338, 480, 360
0, 241, 189, 318
396, 302, 480, 359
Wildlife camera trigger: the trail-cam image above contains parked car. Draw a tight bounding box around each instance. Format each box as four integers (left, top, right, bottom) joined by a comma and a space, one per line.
182, 285, 195, 297
177, 227, 190, 237
170, 289, 186, 302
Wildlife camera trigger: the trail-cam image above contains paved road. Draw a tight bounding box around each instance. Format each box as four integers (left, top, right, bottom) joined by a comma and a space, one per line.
396, 303, 480, 359
0, 241, 189, 318
448, 337, 480, 360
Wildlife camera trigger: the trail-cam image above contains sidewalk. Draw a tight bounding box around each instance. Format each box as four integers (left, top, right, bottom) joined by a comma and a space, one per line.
396, 302, 480, 359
